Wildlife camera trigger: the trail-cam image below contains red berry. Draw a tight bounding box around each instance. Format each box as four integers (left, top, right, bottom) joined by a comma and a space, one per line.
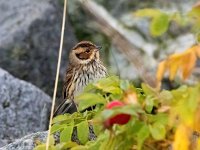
104, 100, 131, 128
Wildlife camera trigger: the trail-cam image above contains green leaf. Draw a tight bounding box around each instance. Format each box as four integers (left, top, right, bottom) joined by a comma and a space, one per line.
34, 144, 46, 150
60, 126, 74, 143
94, 76, 122, 94
55, 142, 78, 149
52, 114, 71, 124
77, 120, 89, 144
71, 146, 88, 150
120, 80, 130, 90
134, 8, 162, 18
147, 113, 168, 125
88, 132, 109, 150
150, 13, 169, 36
159, 90, 173, 105
101, 86, 122, 95
50, 124, 66, 134
149, 122, 166, 140
49, 135, 55, 146
141, 83, 157, 96
145, 96, 154, 113
83, 83, 96, 92
77, 93, 106, 111
93, 124, 102, 136
137, 123, 150, 150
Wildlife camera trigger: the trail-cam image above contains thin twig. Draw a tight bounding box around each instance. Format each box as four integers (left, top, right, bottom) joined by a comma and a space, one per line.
46, 0, 67, 149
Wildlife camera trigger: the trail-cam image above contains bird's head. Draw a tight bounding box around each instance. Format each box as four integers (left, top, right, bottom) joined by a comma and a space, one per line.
69, 41, 102, 65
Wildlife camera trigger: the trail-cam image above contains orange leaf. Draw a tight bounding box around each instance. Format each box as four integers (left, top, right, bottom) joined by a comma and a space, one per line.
156, 61, 167, 82
181, 52, 197, 80
123, 91, 138, 105
168, 57, 182, 81
194, 45, 200, 58
156, 45, 199, 83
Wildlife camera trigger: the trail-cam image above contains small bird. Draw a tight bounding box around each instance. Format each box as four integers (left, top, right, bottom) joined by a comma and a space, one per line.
54, 41, 107, 116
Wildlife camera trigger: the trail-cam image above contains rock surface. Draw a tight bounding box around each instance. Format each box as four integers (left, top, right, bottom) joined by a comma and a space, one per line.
0, 0, 77, 96
0, 68, 51, 147
0, 131, 48, 150
0, 126, 96, 150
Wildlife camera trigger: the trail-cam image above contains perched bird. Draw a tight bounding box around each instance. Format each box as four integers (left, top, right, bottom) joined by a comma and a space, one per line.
54, 41, 107, 116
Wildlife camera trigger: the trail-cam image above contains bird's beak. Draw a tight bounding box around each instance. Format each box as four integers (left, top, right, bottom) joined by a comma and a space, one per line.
96, 46, 102, 50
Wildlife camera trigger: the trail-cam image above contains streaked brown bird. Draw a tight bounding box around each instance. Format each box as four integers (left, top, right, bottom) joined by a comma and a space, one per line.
54, 41, 107, 116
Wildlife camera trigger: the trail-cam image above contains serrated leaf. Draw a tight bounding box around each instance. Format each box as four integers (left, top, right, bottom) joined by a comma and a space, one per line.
52, 114, 72, 124
94, 76, 122, 94
76, 93, 106, 111
102, 86, 122, 95
60, 126, 74, 143
149, 122, 166, 140
150, 13, 169, 36
77, 121, 89, 144
50, 124, 66, 134
95, 76, 119, 87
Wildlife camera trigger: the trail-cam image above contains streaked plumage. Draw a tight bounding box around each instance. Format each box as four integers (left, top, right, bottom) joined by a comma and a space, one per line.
54, 41, 107, 116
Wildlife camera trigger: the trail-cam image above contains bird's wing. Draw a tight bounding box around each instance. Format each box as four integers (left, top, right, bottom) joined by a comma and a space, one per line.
53, 99, 77, 116
54, 65, 77, 116
62, 66, 75, 100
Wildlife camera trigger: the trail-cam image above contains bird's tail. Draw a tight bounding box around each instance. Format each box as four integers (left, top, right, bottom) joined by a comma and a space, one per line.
53, 99, 77, 117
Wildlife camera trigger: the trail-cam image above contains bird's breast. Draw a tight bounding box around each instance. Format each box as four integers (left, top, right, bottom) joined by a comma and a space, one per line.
73, 62, 107, 100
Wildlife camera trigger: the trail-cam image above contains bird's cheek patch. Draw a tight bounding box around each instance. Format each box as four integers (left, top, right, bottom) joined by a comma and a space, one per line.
76, 52, 90, 60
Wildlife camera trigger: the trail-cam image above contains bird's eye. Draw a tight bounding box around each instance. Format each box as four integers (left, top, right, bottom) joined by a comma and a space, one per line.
85, 49, 90, 53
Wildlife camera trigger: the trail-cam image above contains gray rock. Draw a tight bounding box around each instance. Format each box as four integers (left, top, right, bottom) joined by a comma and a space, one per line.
0, 0, 77, 96
0, 68, 51, 147
0, 131, 48, 150
0, 125, 96, 150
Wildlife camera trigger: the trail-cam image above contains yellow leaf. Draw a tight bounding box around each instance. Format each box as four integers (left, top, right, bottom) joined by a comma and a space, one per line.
193, 103, 200, 132
156, 61, 167, 82
173, 124, 191, 150
196, 138, 200, 150
156, 45, 199, 84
